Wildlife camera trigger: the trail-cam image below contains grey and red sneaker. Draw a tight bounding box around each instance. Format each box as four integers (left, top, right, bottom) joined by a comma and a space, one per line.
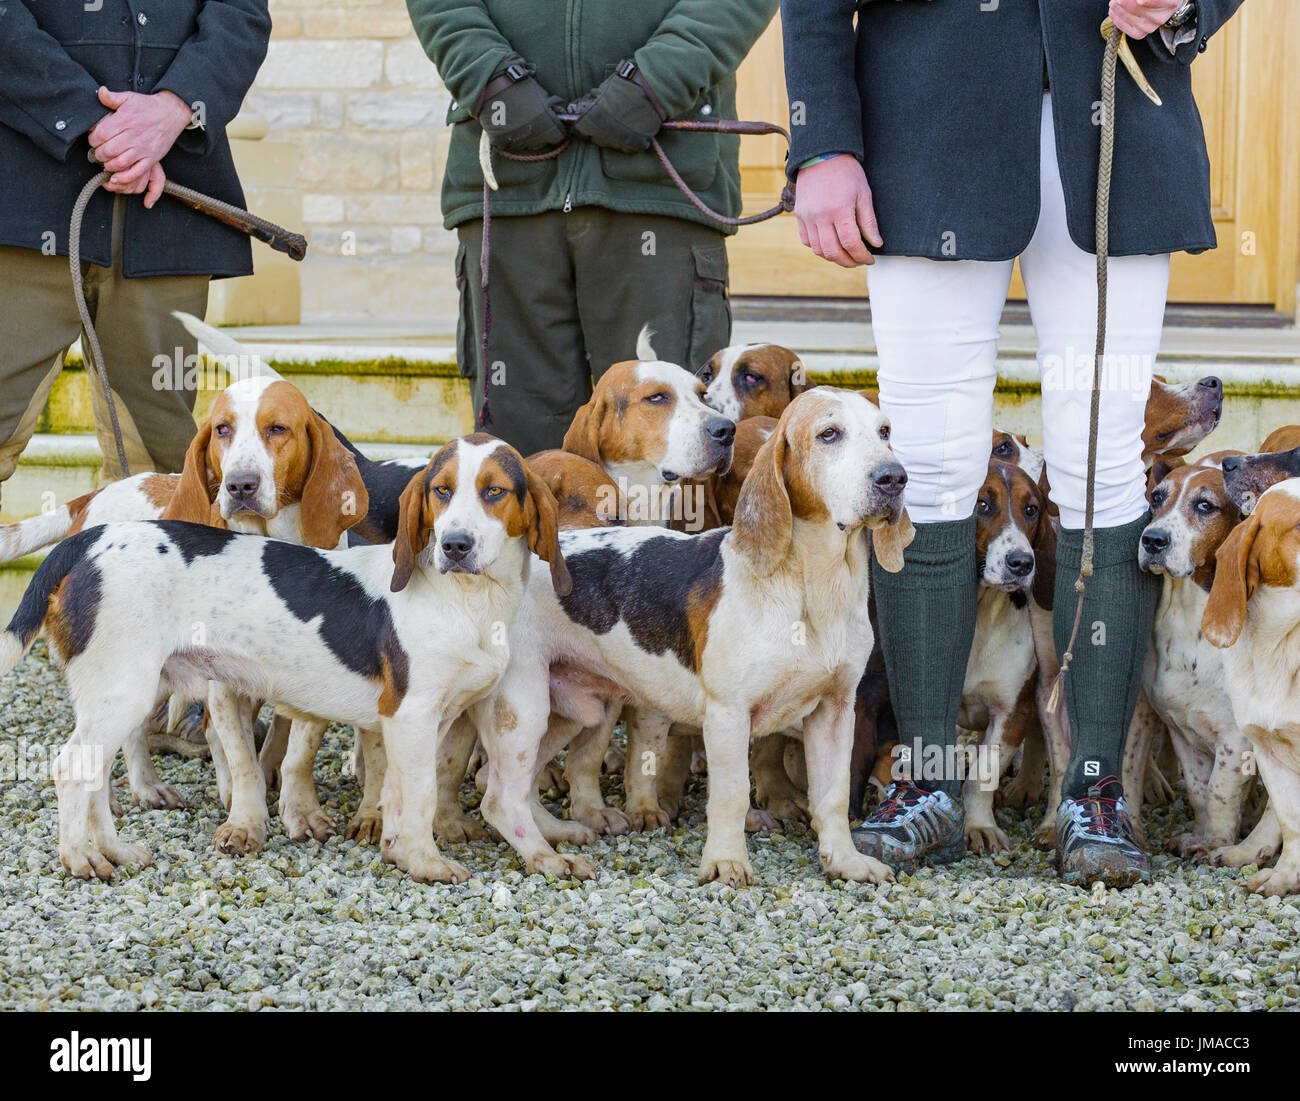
850, 781, 965, 874
1056, 775, 1151, 889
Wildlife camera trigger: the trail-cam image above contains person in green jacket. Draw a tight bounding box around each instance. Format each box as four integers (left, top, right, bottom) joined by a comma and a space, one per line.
407, 0, 777, 454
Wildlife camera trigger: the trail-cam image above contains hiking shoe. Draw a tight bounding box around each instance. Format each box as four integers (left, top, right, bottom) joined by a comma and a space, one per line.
851, 781, 965, 874
1056, 776, 1151, 888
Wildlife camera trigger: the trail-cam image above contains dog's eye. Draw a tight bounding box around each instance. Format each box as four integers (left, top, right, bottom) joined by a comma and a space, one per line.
977, 497, 993, 515
1194, 499, 1218, 514
645, 392, 671, 405
433, 485, 452, 499
1150, 489, 1166, 507
215, 423, 232, 438
993, 441, 1013, 457
818, 426, 841, 443
698, 368, 713, 383
879, 425, 891, 441
265, 424, 287, 436
482, 486, 505, 501
1025, 503, 1039, 519
741, 371, 762, 386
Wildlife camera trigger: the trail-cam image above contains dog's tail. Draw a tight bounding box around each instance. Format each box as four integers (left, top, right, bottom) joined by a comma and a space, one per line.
172, 311, 284, 382
635, 323, 658, 363
0, 491, 94, 565
0, 528, 101, 675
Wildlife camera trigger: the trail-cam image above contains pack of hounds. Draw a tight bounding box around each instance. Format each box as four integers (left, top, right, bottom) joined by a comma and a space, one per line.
3, 316, 1300, 897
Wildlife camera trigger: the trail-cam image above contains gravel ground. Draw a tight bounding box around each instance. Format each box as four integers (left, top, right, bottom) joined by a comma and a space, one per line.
3, 641, 1299, 1011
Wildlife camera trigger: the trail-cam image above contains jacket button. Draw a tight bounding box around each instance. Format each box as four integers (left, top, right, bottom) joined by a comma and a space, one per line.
138, 11, 148, 24
55, 120, 67, 131
136, 76, 145, 87
700, 103, 712, 115
1198, 37, 1207, 52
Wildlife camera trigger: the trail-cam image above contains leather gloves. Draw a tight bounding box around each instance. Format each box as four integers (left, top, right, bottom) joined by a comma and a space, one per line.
573, 61, 667, 154
475, 58, 567, 153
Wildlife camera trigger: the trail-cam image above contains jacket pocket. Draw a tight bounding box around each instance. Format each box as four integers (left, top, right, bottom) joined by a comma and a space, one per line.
139, 3, 200, 49
29, 0, 84, 42
445, 120, 559, 192
687, 243, 731, 372
597, 81, 721, 190
455, 241, 478, 381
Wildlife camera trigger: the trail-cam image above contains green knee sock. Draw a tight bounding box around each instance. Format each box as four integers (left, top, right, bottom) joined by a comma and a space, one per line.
871, 515, 977, 800
1053, 514, 1159, 799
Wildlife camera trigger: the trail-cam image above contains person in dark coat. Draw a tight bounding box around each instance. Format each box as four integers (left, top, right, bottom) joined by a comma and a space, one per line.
781, 0, 1243, 888
0, 0, 272, 497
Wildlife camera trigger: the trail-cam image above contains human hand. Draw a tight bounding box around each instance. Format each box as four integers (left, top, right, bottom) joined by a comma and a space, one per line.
794, 155, 882, 268
89, 87, 191, 196
1109, 0, 1184, 39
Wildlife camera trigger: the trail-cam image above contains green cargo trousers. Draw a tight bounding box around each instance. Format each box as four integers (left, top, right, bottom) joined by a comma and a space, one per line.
0, 197, 209, 507
455, 208, 732, 456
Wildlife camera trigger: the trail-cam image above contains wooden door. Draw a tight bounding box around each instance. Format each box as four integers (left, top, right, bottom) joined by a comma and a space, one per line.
731, 2, 1300, 311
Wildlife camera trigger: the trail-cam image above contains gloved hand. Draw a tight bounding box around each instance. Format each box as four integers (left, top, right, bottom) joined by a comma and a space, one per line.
573, 62, 667, 153
475, 61, 568, 153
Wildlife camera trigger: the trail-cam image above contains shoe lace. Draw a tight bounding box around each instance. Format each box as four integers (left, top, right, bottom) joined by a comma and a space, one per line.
874, 782, 928, 823
1076, 776, 1123, 833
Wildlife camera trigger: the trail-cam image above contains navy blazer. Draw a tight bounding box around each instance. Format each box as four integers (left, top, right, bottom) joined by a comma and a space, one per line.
780, 0, 1244, 259
0, 0, 271, 278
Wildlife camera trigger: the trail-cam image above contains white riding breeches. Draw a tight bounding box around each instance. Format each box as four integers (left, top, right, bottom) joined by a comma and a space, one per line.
867, 94, 1170, 530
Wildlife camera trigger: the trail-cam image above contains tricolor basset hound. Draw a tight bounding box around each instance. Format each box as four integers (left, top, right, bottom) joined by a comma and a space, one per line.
469, 388, 913, 886
1221, 426, 1300, 516
959, 458, 1055, 853
0, 434, 567, 883
697, 343, 809, 423
1202, 478, 1300, 895
1138, 453, 1263, 860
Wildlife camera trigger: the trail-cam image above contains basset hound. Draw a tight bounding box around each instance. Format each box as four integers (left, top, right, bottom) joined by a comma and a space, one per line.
959, 458, 1056, 854
469, 388, 913, 886
697, 342, 809, 423
0, 434, 567, 883
1202, 478, 1300, 895
1221, 425, 1300, 516
1138, 452, 1263, 860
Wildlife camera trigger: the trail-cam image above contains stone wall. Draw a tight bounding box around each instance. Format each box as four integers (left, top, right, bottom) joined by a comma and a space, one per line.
243, 0, 456, 323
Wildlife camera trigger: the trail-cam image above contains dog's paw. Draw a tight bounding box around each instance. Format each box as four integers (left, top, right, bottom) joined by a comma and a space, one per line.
602, 744, 626, 774
61, 839, 152, 880
384, 845, 471, 885
996, 773, 1043, 808
1244, 865, 1300, 897
213, 819, 267, 855
1144, 768, 1177, 806
757, 795, 809, 823
1209, 840, 1276, 868
345, 808, 384, 845
966, 824, 1010, 855
1166, 831, 1215, 859
526, 852, 597, 880
1032, 819, 1057, 851
435, 812, 492, 844
822, 850, 893, 884
134, 780, 185, 811
539, 817, 598, 846
283, 805, 336, 843
537, 761, 568, 794
745, 806, 780, 832
698, 856, 754, 887
625, 803, 671, 832
572, 806, 629, 836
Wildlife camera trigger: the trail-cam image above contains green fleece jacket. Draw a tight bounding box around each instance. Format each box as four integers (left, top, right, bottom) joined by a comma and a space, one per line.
407, 0, 778, 235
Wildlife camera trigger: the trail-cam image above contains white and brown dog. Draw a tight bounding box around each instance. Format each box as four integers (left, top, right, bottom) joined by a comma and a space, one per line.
469, 388, 912, 886
1138, 453, 1261, 860
0, 434, 567, 884
1202, 478, 1300, 895
697, 342, 808, 423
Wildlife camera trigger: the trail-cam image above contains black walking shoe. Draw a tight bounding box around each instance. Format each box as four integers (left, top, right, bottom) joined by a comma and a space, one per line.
1056, 776, 1151, 889
851, 781, 965, 874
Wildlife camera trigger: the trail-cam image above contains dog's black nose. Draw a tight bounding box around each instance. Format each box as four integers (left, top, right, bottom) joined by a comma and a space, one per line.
1221, 454, 1243, 474
706, 417, 735, 446
440, 531, 474, 562
225, 472, 260, 501
1141, 530, 1170, 554
1197, 376, 1221, 392
1006, 549, 1034, 577
873, 462, 908, 497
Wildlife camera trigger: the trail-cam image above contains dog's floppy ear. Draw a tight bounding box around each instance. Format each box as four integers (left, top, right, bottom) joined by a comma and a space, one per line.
562, 391, 607, 466
731, 426, 792, 576
1202, 512, 1261, 648
162, 421, 218, 524
301, 411, 370, 550
871, 506, 915, 573
1031, 506, 1057, 612
390, 468, 431, 592
523, 460, 572, 596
